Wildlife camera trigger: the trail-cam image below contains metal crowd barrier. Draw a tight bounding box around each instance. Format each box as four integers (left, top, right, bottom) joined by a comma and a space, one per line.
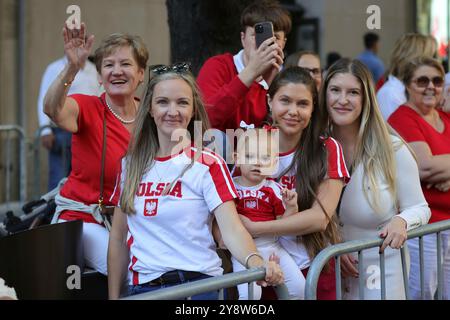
305, 219, 450, 300
32, 124, 52, 199
0, 125, 27, 204
122, 267, 290, 300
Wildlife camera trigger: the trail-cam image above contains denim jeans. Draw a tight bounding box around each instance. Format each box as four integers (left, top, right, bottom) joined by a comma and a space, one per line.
128, 272, 219, 300
48, 127, 71, 190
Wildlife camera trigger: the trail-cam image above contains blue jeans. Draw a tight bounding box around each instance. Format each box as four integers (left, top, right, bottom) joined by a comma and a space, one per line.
128, 272, 219, 300
48, 127, 71, 190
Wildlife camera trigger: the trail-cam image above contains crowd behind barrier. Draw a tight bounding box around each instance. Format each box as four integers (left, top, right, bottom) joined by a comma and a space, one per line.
1, 124, 450, 300
1, 0, 448, 299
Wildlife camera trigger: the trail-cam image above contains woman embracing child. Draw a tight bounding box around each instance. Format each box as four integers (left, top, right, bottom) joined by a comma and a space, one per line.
237, 66, 350, 300
231, 127, 306, 300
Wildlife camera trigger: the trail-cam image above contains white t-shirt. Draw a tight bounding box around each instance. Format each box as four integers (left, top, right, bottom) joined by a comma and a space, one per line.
270, 149, 311, 269
376, 75, 406, 121
339, 136, 430, 299
270, 137, 350, 269
116, 147, 237, 285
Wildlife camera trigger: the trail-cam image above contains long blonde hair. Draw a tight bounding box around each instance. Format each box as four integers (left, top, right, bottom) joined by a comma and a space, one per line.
322, 59, 399, 213
388, 33, 437, 80
120, 71, 210, 214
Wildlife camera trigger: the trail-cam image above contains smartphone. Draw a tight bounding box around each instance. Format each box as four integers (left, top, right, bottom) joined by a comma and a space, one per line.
254, 21, 274, 48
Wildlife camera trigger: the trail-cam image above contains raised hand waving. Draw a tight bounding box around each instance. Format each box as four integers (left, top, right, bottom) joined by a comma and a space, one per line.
62, 22, 95, 72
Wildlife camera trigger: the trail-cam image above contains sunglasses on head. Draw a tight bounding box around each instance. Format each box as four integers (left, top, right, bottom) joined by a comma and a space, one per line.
149, 62, 191, 75
412, 76, 444, 88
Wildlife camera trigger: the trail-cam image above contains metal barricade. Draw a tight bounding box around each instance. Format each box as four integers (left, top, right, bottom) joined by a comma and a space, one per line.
122, 267, 290, 300
305, 219, 450, 300
0, 125, 27, 204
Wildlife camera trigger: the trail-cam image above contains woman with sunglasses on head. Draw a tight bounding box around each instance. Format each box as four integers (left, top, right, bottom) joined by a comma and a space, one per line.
323, 58, 430, 300
43, 21, 148, 275
388, 57, 450, 299
107, 65, 284, 300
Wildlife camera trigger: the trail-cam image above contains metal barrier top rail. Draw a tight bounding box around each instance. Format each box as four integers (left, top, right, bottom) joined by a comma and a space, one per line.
305, 219, 450, 300
122, 267, 289, 300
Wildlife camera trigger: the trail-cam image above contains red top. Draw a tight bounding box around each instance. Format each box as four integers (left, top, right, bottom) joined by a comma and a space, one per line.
234, 179, 285, 222
375, 75, 386, 92
388, 105, 450, 223
197, 53, 268, 131
59, 93, 131, 224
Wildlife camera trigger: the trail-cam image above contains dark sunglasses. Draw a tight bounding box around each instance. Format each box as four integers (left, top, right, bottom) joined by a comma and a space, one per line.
149, 62, 191, 75
413, 76, 444, 88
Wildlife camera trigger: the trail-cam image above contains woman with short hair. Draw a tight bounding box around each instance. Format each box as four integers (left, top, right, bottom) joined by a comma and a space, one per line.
44, 21, 149, 275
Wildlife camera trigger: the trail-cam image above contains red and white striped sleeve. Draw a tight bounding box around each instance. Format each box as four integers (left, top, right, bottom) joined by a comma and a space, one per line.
267, 181, 285, 217
199, 149, 238, 212
323, 137, 350, 183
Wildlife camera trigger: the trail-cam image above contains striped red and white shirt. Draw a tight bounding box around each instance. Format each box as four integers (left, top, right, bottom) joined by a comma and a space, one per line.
273, 137, 350, 269
272, 136, 350, 190
234, 178, 285, 222
113, 147, 237, 285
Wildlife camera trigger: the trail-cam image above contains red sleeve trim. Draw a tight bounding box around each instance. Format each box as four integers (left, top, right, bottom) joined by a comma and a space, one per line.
198, 149, 238, 202
324, 137, 350, 183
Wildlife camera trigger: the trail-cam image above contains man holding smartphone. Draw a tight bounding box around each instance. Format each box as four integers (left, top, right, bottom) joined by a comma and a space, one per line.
197, 0, 291, 132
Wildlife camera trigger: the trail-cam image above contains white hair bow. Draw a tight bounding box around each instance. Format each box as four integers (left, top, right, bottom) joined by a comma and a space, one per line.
239, 120, 255, 130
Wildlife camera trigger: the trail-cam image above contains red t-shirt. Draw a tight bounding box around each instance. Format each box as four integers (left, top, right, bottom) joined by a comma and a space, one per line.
375, 75, 386, 92
197, 53, 268, 131
388, 105, 450, 223
59, 93, 131, 224
234, 179, 285, 222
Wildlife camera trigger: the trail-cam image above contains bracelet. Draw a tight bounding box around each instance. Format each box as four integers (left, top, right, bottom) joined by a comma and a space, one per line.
244, 252, 264, 269
64, 79, 73, 87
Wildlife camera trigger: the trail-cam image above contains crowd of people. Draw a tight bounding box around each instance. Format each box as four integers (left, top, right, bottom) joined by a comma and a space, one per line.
35, 0, 449, 300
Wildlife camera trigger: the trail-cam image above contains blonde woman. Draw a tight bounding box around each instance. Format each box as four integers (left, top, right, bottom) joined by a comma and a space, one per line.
377, 33, 437, 120
322, 58, 431, 299
107, 65, 284, 299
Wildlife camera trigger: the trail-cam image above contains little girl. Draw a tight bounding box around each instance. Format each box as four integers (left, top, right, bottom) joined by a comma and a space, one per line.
231, 127, 305, 300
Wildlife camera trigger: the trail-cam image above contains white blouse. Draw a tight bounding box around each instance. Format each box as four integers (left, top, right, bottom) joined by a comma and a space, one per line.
339, 136, 430, 299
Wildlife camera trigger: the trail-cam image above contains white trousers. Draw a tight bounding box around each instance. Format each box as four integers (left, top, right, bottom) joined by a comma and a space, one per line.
408, 229, 450, 299
231, 236, 305, 300
59, 219, 109, 275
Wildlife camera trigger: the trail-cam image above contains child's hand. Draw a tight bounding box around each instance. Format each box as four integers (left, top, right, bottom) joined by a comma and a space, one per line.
433, 179, 450, 193
281, 188, 298, 214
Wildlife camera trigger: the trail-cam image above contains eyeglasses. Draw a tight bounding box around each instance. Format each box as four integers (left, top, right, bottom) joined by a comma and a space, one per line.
302, 67, 322, 78
412, 76, 444, 88
149, 62, 191, 75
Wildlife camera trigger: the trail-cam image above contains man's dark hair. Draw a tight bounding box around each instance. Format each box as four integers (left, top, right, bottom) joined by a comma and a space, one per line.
364, 32, 379, 50
240, 0, 291, 35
